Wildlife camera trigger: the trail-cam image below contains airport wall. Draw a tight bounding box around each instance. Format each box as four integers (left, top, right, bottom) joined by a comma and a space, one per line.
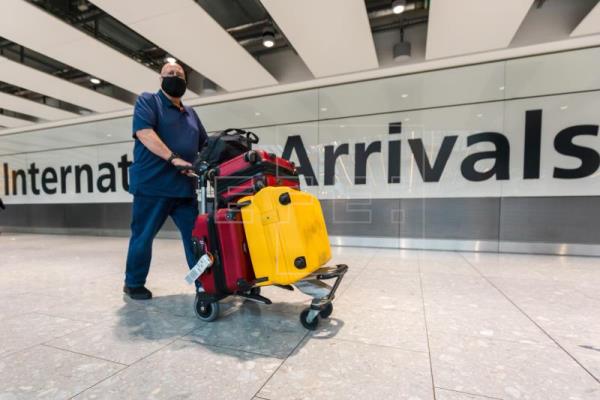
1, 46, 600, 255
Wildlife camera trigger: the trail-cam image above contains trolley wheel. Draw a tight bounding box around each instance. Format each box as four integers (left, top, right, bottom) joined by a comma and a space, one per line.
319, 303, 333, 319
194, 298, 220, 322
300, 308, 319, 330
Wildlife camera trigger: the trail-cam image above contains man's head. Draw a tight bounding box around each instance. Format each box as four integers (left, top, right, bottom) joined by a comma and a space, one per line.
160, 62, 187, 99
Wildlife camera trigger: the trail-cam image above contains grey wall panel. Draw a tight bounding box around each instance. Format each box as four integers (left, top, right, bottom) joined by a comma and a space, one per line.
397, 198, 501, 240
320, 198, 500, 240
321, 199, 401, 237
500, 196, 600, 244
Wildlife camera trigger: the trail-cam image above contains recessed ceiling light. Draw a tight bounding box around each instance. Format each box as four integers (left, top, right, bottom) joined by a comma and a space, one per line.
321, 107, 328, 112
499, 86, 505, 91
392, 0, 406, 14
401, 93, 408, 98
255, 112, 261, 116
262, 28, 275, 48
89, 77, 101, 85
477, 113, 483, 118
560, 105, 568, 110
165, 56, 177, 64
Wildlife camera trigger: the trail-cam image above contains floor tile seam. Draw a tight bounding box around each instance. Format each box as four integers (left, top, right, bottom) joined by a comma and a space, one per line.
424, 327, 559, 348
251, 331, 311, 399
67, 335, 186, 399
0, 343, 45, 361
335, 253, 378, 297
314, 335, 429, 354
435, 387, 504, 400
458, 252, 600, 385
31, 310, 108, 325
176, 337, 290, 360
417, 258, 437, 400
40, 343, 129, 367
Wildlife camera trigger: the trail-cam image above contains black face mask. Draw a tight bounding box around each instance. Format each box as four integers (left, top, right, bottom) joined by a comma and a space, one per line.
161, 76, 187, 98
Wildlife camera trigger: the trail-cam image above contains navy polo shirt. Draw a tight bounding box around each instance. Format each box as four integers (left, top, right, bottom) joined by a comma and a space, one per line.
129, 90, 207, 198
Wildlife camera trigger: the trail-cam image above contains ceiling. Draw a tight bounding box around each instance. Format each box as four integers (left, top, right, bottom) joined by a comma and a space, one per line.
0, 0, 599, 131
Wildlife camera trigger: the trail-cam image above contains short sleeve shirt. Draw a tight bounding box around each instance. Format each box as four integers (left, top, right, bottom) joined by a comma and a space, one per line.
129, 90, 207, 198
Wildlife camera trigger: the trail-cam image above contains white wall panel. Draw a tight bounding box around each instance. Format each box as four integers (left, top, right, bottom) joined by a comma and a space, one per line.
318, 62, 505, 120
195, 90, 318, 132
2, 47, 600, 206
0, 117, 132, 155
502, 90, 600, 197
505, 47, 600, 98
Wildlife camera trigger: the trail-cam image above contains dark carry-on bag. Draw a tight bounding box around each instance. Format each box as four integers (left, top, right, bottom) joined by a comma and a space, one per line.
197, 128, 259, 168
210, 150, 299, 206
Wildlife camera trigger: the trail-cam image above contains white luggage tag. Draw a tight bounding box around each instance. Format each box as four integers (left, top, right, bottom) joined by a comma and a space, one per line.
185, 253, 213, 285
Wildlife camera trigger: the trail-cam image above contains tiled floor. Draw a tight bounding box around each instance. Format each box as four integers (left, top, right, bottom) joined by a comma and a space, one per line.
1, 233, 599, 400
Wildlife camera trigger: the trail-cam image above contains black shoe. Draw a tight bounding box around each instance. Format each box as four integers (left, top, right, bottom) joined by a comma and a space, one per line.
123, 285, 152, 300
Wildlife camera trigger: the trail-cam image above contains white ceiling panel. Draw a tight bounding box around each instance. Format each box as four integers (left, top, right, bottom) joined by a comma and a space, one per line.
0, 0, 199, 97
0, 91, 79, 121
426, 0, 534, 60
90, 0, 277, 92
259, 0, 378, 78
0, 113, 32, 128
571, 2, 600, 37
0, 56, 131, 113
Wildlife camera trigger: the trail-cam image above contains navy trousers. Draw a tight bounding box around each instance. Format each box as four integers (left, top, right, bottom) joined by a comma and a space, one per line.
125, 195, 198, 288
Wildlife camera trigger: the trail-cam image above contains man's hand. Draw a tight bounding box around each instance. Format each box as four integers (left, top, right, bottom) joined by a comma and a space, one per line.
171, 158, 195, 177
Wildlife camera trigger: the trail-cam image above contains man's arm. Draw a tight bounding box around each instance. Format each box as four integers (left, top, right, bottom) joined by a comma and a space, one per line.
136, 128, 193, 174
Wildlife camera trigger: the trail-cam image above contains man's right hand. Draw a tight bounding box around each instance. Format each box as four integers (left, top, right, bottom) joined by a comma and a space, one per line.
171, 158, 195, 176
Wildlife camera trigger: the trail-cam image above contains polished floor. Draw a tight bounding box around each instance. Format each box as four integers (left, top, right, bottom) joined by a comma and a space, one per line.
0, 233, 599, 400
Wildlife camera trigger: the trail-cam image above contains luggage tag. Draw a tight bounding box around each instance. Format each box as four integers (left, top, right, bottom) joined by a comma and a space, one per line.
185, 253, 214, 285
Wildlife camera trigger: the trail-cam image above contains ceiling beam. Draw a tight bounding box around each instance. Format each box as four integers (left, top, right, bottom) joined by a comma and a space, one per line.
0, 113, 32, 128
0, 0, 199, 97
426, 0, 535, 60
90, 0, 277, 92
571, 2, 600, 37
259, 0, 378, 78
0, 56, 131, 113
0, 91, 79, 121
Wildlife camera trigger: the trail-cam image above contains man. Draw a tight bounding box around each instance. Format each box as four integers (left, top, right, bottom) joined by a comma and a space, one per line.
124, 62, 207, 300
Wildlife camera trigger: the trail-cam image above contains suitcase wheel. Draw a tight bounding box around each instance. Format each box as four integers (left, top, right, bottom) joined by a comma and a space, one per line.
194, 298, 220, 322
279, 192, 291, 205
300, 308, 320, 330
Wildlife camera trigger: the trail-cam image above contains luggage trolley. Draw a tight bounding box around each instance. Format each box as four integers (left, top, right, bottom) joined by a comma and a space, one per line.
182, 162, 348, 330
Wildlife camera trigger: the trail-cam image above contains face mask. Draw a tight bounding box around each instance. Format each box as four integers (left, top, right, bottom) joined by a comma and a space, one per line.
161, 75, 187, 98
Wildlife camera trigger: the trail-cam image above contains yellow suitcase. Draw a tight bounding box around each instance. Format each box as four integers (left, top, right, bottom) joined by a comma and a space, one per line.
238, 186, 331, 286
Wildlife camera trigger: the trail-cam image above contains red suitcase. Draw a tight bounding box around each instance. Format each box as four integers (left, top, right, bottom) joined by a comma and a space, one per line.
191, 208, 255, 295
211, 150, 299, 206
217, 173, 300, 206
